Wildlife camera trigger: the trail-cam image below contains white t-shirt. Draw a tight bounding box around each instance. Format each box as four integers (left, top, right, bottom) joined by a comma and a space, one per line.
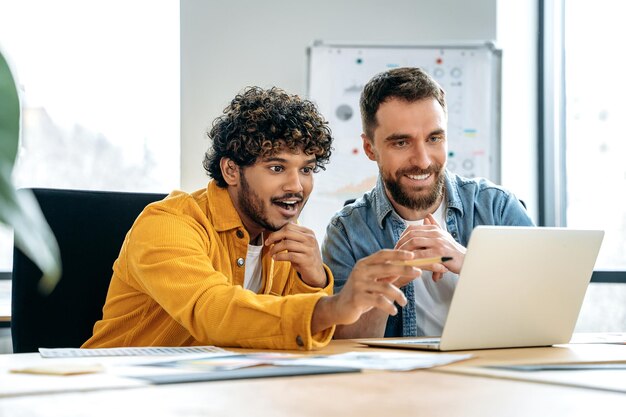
404, 203, 459, 336
243, 242, 263, 294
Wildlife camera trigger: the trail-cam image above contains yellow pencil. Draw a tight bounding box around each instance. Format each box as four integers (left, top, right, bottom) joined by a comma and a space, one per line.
390, 256, 452, 267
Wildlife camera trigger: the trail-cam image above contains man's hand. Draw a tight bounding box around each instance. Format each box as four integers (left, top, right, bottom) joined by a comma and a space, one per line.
265, 222, 327, 288
395, 214, 466, 282
311, 250, 422, 334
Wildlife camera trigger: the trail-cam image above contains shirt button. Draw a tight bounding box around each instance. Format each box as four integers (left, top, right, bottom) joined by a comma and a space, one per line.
236, 258, 245, 267
236, 230, 244, 239
295, 335, 304, 347
451, 232, 458, 238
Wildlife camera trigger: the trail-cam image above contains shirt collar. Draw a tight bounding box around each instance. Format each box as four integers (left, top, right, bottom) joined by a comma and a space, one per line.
372, 175, 397, 228
443, 169, 464, 216
206, 180, 246, 232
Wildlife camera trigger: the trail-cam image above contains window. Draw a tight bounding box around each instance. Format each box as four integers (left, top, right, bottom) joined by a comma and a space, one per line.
563, 1, 626, 271
541, 0, 626, 331
0, 0, 180, 270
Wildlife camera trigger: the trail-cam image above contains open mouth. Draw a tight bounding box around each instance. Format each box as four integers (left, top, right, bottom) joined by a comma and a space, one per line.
272, 199, 301, 215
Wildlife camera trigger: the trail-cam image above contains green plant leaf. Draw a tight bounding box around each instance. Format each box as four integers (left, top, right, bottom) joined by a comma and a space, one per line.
0, 52, 19, 166
0, 50, 61, 293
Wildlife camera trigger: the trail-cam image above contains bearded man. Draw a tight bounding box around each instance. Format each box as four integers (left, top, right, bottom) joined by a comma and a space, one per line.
322, 67, 534, 339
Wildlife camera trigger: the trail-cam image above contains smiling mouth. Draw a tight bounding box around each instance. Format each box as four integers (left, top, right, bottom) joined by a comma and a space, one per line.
405, 173, 431, 181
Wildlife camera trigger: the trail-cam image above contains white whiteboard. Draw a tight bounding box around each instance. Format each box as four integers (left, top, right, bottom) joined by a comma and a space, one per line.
301, 42, 502, 243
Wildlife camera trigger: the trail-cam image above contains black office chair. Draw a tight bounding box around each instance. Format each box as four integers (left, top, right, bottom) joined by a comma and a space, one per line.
11, 188, 167, 353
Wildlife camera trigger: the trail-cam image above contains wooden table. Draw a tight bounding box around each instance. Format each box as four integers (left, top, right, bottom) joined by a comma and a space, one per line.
1, 340, 625, 416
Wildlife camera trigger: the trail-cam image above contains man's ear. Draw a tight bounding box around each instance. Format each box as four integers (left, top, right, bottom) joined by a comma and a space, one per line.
220, 157, 240, 186
362, 134, 377, 161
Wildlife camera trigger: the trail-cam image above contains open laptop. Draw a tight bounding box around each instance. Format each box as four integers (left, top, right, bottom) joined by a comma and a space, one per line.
359, 226, 604, 351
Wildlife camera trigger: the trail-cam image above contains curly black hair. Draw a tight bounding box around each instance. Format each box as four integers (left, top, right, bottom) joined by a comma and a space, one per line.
203, 86, 333, 187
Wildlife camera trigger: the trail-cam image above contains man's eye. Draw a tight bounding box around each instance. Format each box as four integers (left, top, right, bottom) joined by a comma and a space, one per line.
302, 166, 314, 174
269, 166, 284, 173
430, 136, 444, 143
394, 140, 408, 147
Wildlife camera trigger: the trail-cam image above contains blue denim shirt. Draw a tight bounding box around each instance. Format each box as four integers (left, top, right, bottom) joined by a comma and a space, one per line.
321, 170, 535, 337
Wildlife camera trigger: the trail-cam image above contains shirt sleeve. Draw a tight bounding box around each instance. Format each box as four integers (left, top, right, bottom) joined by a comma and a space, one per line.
285, 264, 334, 296
500, 192, 536, 226
321, 219, 357, 294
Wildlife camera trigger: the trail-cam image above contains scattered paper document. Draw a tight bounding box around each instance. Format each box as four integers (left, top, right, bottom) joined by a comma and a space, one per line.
486, 363, 626, 372
146, 353, 262, 371
139, 351, 471, 372
569, 332, 626, 344
134, 365, 360, 385
273, 351, 472, 371
142, 352, 308, 372
39, 346, 228, 358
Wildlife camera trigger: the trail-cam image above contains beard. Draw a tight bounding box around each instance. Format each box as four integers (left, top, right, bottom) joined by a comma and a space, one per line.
238, 171, 304, 232
382, 164, 445, 211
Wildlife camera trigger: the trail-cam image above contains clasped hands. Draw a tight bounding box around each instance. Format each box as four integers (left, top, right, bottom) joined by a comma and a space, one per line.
394, 213, 466, 282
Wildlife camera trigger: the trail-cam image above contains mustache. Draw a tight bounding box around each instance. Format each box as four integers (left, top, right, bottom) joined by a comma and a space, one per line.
271, 193, 304, 203
396, 165, 441, 177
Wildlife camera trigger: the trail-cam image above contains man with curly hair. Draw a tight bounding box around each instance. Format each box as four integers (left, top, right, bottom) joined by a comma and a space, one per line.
84, 87, 421, 350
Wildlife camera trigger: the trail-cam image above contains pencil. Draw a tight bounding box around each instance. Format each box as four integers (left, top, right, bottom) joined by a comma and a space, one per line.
390, 256, 452, 267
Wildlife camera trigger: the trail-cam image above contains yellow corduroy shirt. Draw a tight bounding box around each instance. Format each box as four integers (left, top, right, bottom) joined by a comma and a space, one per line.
82, 181, 335, 350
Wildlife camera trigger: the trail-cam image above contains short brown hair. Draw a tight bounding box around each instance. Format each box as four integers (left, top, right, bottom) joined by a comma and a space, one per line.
360, 67, 446, 140
203, 86, 333, 187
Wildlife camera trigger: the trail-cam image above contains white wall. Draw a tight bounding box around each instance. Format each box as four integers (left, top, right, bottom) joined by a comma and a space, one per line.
181, 0, 498, 190
181, 0, 537, 222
